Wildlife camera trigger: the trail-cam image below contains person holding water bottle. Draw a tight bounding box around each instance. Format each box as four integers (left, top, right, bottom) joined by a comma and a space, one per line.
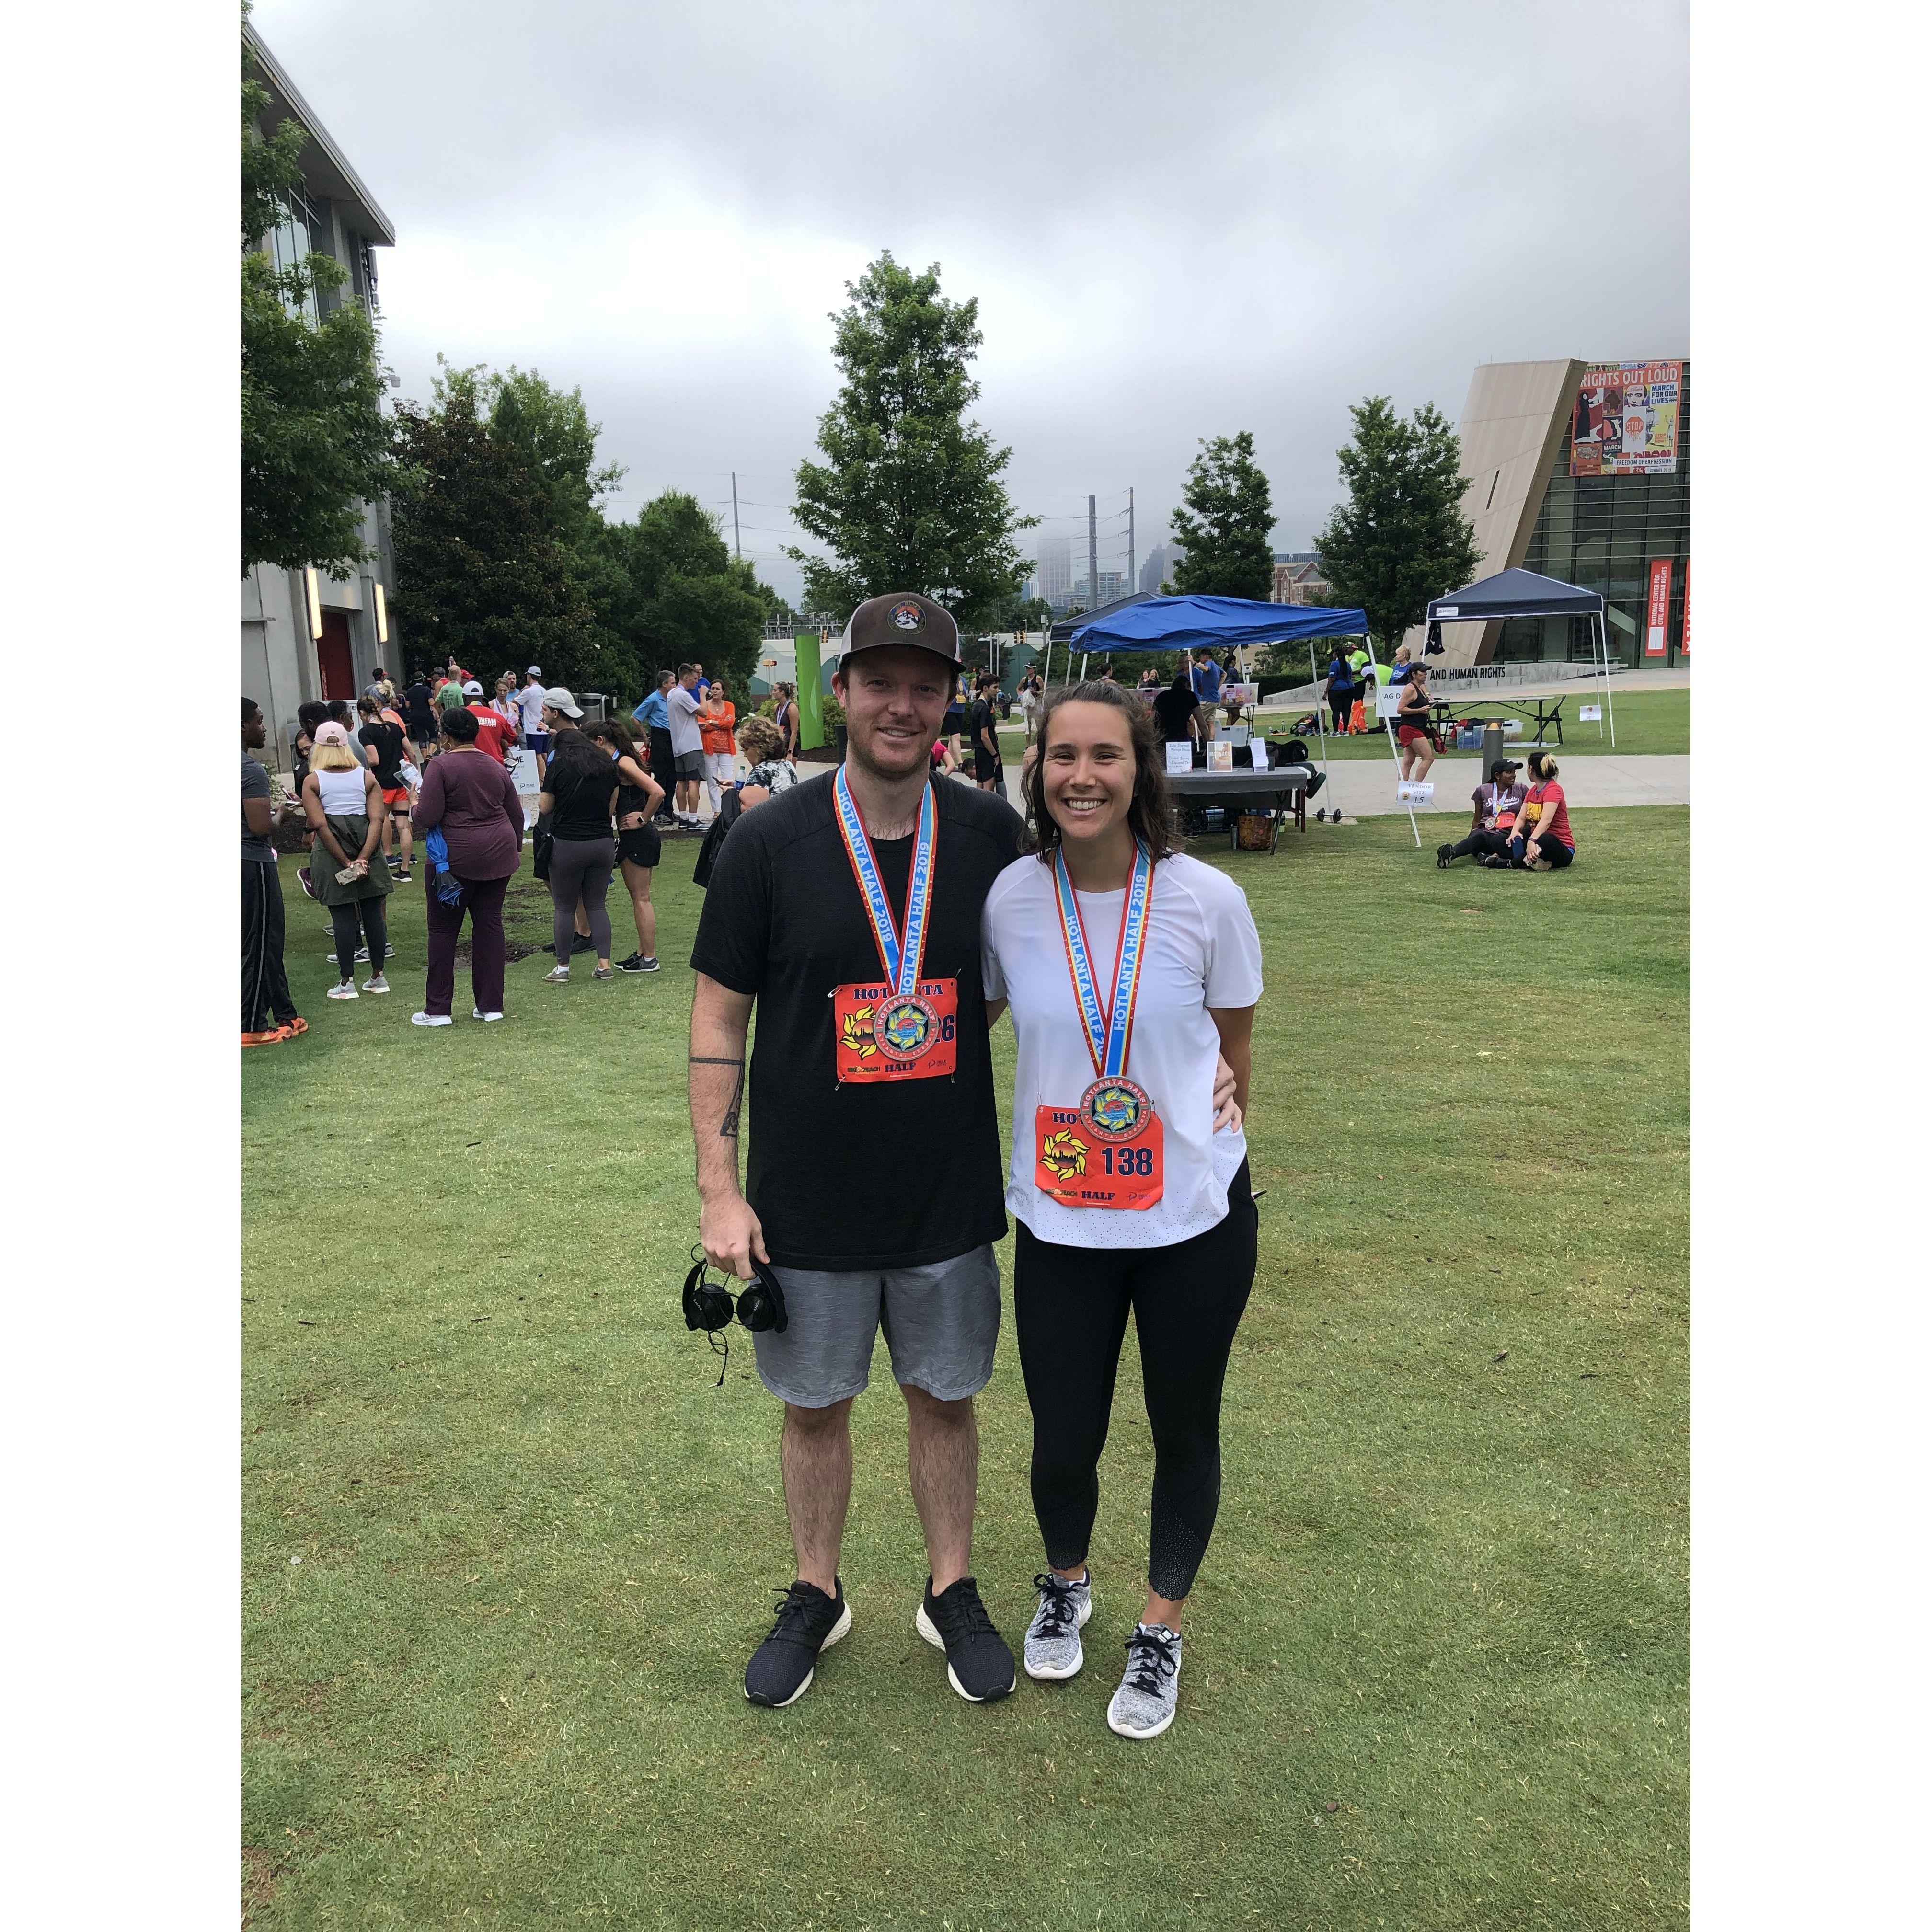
981, 678, 1261, 1740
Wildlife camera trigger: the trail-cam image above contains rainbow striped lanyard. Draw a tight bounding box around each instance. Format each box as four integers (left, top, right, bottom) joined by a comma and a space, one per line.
833, 767, 936, 997
1051, 843, 1154, 1081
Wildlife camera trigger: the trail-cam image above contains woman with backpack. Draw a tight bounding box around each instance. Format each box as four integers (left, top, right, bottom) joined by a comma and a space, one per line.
301, 722, 394, 1001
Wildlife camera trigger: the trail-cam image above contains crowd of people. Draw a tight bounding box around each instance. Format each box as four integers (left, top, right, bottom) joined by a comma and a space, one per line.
240, 655, 824, 1044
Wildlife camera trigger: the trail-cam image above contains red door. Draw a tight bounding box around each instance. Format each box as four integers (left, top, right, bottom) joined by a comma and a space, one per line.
317, 610, 355, 700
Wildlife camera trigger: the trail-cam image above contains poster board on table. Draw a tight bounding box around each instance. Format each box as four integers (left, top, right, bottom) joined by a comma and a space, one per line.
1207, 741, 1234, 772
1165, 741, 1192, 775
1221, 682, 1257, 707
1375, 685, 1403, 720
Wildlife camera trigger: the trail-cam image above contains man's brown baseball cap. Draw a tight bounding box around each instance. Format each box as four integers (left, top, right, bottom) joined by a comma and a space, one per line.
838, 592, 962, 668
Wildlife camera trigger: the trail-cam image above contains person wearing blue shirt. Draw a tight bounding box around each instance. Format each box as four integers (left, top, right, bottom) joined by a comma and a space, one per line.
1190, 654, 1222, 705
632, 670, 678, 824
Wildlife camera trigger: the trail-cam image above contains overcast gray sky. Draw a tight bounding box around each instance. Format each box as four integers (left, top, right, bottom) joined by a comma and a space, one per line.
253, 0, 1688, 608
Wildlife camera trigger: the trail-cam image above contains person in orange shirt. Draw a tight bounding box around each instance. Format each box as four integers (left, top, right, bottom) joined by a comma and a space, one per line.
699, 677, 738, 817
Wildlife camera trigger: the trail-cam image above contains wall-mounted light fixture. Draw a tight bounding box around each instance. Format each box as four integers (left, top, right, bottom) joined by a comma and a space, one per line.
304, 566, 323, 640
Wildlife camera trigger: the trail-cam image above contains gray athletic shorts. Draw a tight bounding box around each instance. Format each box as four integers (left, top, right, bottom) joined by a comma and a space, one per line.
752, 1244, 1001, 1408
674, 750, 704, 779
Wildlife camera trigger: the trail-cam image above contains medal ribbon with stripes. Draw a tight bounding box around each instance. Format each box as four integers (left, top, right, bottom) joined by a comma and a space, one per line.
833, 766, 936, 996
1051, 842, 1154, 1081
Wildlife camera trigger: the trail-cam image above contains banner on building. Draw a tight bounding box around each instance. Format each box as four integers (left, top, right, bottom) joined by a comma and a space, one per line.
1571, 361, 1681, 476
1645, 560, 1672, 657
1681, 558, 1690, 656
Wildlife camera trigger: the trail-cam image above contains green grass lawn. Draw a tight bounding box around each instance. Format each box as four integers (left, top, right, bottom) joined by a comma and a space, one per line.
244, 805, 1688, 1930
999, 687, 1687, 767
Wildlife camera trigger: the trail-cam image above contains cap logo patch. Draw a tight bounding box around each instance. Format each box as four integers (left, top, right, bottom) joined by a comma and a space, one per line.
889, 600, 924, 631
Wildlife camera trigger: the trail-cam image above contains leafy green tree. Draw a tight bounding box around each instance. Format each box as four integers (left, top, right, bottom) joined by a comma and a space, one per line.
241, 10, 391, 575
1315, 397, 1482, 652
388, 364, 592, 682
789, 252, 1036, 626
1169, 433, 1275, 601
586, 493, 768, 697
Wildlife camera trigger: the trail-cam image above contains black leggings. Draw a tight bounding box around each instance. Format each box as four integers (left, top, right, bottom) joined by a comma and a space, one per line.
1446, 828, 1511, 861
548, 835, 614, 961
1331, 697, 1352, 734
1013, 1162, 1257, 1601
329, 898, 388, 979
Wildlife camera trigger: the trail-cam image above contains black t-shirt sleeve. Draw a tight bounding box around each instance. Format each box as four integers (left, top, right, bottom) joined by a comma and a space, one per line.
689, 815, 773, 994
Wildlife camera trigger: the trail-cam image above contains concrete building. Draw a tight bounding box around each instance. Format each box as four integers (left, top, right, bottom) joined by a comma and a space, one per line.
241, 24, 399, 768
1417, 357, 1690, 667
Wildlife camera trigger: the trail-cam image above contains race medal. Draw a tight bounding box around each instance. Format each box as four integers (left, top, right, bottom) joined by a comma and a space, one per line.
831, 769, 957, 1084
1034, 844, 1164, 1209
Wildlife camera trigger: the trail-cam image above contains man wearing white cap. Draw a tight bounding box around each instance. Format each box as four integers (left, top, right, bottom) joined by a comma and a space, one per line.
516, 667, 551, 784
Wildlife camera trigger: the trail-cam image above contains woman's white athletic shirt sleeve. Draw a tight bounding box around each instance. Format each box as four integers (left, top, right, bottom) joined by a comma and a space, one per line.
979, 851, 1263, 1249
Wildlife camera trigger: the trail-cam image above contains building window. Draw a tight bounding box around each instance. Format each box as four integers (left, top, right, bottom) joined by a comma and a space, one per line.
265, 182, 328, 324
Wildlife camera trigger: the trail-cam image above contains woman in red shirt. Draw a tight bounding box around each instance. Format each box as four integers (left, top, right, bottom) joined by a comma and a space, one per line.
1508, 753, 1575, 870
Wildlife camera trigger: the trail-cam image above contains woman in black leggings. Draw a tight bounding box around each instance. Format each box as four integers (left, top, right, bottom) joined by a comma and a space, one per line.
984, 678, 1262, 1740
536, 698, 619, 984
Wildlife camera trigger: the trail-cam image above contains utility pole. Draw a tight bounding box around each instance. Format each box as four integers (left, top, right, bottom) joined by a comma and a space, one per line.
1127, 487, 1135, 595
1088, 494, 1099, 617
731, 472, 742, 559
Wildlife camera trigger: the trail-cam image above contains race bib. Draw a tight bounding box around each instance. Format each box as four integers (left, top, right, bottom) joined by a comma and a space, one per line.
1034, 1079, 1164, 1209
834, 977, 958, 1083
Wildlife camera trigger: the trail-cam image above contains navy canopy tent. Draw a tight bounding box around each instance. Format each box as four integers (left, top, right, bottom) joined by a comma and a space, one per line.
1426, 567, 1615, 744
1069, 594, 1368, 653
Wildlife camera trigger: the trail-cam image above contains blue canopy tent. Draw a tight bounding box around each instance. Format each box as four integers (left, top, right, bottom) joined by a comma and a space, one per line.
1426, 567, 1615, 746
1068, 594, 1430, 845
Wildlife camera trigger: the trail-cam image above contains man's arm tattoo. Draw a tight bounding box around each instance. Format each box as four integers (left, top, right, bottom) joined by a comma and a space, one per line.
691, 1056, 746, 1139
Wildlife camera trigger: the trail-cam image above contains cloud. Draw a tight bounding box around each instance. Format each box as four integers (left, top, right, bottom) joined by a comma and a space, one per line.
253, 0, 1688, 601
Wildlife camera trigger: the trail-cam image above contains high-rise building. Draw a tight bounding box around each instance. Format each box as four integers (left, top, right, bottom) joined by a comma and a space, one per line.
1073, 571, 1127, 610
1138, 545, 1170, 595
1414, 358, 1691, 667
1035, 537, 1073, 611
241, 23, 399, 761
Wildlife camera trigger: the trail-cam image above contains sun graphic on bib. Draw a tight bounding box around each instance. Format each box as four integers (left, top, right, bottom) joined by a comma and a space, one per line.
1039, 1128, 1088, 1181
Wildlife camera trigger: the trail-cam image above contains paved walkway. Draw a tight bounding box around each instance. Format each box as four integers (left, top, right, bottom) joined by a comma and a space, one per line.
1315, 753, 1690, 819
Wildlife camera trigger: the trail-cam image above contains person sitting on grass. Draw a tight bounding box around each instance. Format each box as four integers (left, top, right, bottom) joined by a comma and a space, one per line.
1508, 752, 1576, 870
1438, 758, 1526, 868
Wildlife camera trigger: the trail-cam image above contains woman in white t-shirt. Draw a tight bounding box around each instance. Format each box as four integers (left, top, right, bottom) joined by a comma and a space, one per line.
981, 679, 1261, 1742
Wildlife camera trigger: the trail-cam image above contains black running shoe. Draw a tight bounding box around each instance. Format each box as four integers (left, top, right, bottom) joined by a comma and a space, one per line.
570, 933, 596, 955
615, 953, 662, 973
745, 1579, 851, 1708
916, 1575, 1015, 1702
1437, 843, 1454, 868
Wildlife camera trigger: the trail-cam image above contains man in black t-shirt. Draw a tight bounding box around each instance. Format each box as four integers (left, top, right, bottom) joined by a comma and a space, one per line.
690, 591, 1024, 1711
1151, 671, 1202, 750
969, 672, 1002, 792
